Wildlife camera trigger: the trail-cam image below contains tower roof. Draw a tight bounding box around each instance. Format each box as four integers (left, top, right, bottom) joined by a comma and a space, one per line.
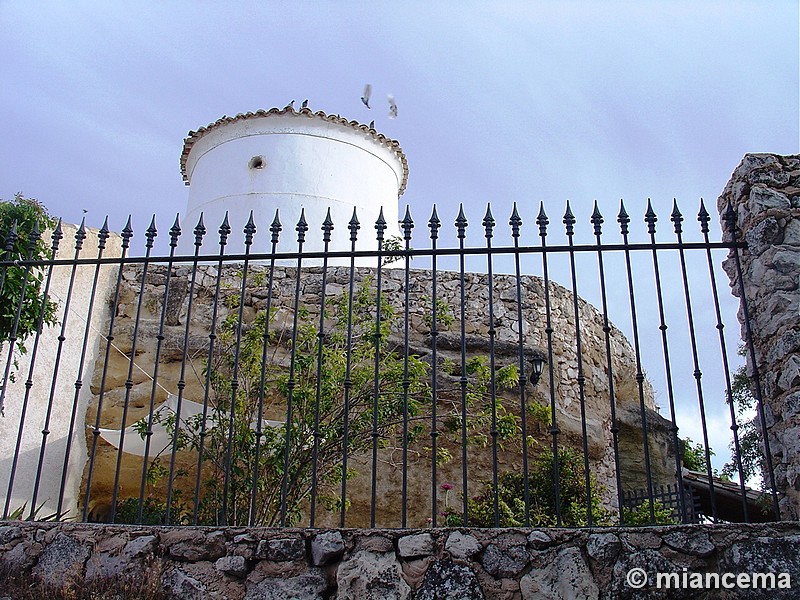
180, 104, 409, 196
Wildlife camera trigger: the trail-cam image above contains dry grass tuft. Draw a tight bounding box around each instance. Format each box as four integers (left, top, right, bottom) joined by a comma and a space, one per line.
0, 561, 167, 600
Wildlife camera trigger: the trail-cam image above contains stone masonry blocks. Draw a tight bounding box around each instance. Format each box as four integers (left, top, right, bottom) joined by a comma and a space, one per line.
1, 522, 798, 599
718, 153, 800, 519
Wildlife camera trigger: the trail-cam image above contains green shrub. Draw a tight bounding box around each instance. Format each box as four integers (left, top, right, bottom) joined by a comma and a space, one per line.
446, 446, 612, 527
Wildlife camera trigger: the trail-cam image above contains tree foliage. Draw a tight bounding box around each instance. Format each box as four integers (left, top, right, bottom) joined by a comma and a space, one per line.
133, 279, 432, 525
445, 446, 612, 527
0, 194, 58, 345
621, 498, 676, 525
0, 194, 58, 407
679, 352, 767, 493
721, 359, 766, 490
123, 275, 551, 526
680, 437, 713, 473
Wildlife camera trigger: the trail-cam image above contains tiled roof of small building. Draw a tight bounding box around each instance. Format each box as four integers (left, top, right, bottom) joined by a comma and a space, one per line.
180, 104, 409, 196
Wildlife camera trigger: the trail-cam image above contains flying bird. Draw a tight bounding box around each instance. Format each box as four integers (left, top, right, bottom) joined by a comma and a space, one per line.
387, 94, 398, 119
361, 84, 372, 108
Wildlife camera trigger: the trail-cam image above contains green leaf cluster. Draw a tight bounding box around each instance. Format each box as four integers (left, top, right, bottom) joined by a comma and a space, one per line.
121, 276, 556, 526
128, 278, 432, 526
680, 437, 713, 473
446, 446, 612, 527
0, 194, 58, 402
721, 353, 767, 491
621, 498, 677, 525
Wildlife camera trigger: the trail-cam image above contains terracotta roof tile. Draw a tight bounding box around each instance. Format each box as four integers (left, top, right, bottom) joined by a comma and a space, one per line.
180, 106, 408, 196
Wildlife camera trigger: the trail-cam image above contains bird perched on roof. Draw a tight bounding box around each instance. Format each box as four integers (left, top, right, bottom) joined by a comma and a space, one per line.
361, 84, 372, 108
301, 99, 309, 109
285, 100, 295, 110
369, 120, 375, 129
388, 94, 398, 119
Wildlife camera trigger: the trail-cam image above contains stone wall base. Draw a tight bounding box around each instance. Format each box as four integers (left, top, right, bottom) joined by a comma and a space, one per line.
1, 522, 798, 599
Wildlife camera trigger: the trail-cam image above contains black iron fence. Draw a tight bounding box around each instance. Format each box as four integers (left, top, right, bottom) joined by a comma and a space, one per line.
623, 485, 701, 524
0, 200, 782, 527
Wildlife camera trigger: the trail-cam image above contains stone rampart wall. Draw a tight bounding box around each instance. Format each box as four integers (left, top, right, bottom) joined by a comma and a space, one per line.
1, 521, 798, 599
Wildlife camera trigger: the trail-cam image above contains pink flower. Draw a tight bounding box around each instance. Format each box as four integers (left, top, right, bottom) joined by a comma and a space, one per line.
440, 482, 454, 491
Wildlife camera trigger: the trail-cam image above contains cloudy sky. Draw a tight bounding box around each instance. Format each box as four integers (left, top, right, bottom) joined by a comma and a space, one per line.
3, 1, 796, 231
2, 1, 798, 479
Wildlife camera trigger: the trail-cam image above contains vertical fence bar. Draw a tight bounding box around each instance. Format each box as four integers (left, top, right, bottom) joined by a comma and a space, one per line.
0, 221, 18, 413
192, 213, 231, 524
400, 206, 414, 528
0, 222, 19, 344
370, 210, 387, 527
536, 203, 562, 526
309, 209, 333, 528
428, 206, 441, 527
644, 200, 687, 523
249, 210, 281, 526
222, 213, 257, 526
482, 205, 501, 527
83, 219, 131, 521
618, 201, 656, 523
698, 200, 749, 521
57, 220, 111, 517
4, 223, 62, 519
30, 221, 87, 519
137, 216, 181, 523
590, 202, 625, 523
455, 205, 470, 526
671, 200, 717, 522
723, 202, 781, 518
0, 222, 41, 414
563, 202, 593, 526
340, 208, 360, 527
509, 204, 531, 525
280, 211, 307, 527
0, 221, 18, 304
109, 218, 156, 523
165, 215, 206, 524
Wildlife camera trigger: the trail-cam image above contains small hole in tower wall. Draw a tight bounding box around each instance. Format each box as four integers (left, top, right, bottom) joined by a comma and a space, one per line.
249, 156, 265, 169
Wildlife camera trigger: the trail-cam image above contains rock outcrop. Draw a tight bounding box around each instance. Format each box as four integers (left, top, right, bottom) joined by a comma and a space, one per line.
82, 264, 667, 525
718, 153, 800, 519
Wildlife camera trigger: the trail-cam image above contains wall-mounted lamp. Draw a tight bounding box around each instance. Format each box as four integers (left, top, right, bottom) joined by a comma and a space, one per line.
529, 356, 545, 386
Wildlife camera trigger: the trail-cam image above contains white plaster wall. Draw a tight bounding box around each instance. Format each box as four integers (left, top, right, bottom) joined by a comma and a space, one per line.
182, 114, 404, 261
0, 223, 121, 519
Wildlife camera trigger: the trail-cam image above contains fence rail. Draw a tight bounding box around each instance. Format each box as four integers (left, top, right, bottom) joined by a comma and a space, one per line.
623, 485, 702, 524
0, 200, 782, 527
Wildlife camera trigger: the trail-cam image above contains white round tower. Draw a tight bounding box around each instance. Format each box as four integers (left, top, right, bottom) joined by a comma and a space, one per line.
180, 105, 407, 258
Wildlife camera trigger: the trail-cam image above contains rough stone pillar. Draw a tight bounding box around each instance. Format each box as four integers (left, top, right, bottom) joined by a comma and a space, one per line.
718, 153, 800, 520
